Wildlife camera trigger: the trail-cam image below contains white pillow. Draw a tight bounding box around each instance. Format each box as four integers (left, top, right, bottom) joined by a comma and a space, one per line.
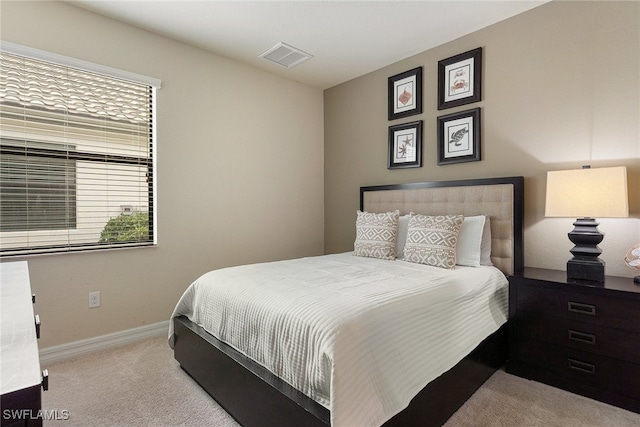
395, 214, 410, 258
353, 210, 399, 260
456, 215, 485, 267
480, 216, 493, 266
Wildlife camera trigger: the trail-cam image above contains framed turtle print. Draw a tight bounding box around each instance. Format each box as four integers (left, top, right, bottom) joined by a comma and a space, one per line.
388, 120, 422, 169
388, 67, 422, 120
438, 48, 482, 110
437, 108, 480, 165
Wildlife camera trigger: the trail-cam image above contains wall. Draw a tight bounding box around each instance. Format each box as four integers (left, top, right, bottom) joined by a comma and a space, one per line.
1, 1, 325, 347
325, 1, 640, 278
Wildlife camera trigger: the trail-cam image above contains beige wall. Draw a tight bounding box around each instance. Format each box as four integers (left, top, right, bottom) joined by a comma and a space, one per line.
2, 1, 639, 348
325, 1, 640, 278
1, 1, 325, 347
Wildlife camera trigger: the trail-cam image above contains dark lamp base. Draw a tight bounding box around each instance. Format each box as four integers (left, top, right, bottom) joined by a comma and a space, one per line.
634, 276, 640, 284
565, 217, 605, 283
567, 258, 605, 283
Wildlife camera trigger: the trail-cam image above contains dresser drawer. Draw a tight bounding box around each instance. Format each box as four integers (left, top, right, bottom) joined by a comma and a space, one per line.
516, 285, 640, 331
516, 314, 640, 364
512, 339, 640, 400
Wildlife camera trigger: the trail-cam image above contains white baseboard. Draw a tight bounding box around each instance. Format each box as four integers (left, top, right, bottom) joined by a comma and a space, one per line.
39, 320, 169, 365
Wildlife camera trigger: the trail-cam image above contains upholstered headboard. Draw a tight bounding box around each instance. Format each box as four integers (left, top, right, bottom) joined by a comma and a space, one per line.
360, 177, 524, 276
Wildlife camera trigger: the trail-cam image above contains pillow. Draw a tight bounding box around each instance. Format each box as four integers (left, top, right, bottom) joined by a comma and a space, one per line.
403, 213, 464, 269
456, 215, 486, 267
353, 210, 399, 260
395, 214, 410, 258
480, 216, 493, 266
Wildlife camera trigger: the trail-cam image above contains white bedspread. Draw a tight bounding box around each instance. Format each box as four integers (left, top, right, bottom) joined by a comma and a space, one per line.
169, 252, 508, 427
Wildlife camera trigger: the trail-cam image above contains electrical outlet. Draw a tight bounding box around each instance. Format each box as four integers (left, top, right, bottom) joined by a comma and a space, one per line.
89, 291, 101, 308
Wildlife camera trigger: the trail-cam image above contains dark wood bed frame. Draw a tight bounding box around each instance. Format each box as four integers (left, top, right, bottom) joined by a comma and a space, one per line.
173, 176, 524, 427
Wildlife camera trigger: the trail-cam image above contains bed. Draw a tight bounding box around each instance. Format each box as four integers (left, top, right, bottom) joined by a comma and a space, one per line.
170, 176, 524, 427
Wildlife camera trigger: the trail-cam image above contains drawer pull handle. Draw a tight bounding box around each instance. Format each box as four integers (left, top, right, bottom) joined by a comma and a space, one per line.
35, 314, 41, 339
42, 369, 49, 391
568, 358, 595, 375
568, 301, 596, 316
568, 330, 596, 345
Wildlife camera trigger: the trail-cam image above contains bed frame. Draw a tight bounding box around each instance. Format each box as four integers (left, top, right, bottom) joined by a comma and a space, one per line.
173, 176, 524, 427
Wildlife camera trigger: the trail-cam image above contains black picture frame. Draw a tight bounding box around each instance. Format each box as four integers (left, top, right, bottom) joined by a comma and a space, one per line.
388, 67, 422, 120
438, 48, 482, 110
437, 108, 480, 165
388, 120, 422, 169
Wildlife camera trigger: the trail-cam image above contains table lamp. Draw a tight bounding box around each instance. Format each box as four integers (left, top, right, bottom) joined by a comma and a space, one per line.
545, 166, 629, 282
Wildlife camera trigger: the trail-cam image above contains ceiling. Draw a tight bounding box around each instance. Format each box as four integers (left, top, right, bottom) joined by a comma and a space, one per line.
69, 1, 548, 90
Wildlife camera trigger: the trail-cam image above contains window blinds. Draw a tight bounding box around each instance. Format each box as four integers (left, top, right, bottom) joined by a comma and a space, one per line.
0, 50, 157, 256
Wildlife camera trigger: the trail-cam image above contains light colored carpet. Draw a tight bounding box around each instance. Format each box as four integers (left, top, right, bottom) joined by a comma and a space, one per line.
444, 369, 640, 427
42, 336, 640, 426
42, 336, 239, 427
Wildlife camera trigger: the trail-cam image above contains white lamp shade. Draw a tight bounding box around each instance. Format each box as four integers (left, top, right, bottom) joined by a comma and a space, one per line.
545, 166, 629, 218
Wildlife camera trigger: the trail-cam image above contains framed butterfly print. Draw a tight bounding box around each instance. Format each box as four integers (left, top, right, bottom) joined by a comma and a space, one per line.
437, 108, 480, 165
388, 67, 422, 120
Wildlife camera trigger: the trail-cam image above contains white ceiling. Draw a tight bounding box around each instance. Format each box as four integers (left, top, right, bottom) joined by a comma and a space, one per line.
69, 1, 548, 89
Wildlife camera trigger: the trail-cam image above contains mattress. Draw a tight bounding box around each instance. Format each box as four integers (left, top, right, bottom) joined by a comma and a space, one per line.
169, 252, 508, 427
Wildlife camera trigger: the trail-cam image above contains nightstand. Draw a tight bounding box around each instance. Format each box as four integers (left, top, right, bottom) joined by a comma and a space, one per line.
507, 267, 640, 414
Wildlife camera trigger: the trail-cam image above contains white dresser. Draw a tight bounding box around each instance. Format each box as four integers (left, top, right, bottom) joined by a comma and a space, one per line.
1, 261, 47, 427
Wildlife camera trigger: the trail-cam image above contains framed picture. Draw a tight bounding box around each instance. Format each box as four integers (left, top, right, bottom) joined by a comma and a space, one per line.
437, 108, 480, 165
437, 47, 482, 110
388, 120, 422, 169
388, 67, 422, 120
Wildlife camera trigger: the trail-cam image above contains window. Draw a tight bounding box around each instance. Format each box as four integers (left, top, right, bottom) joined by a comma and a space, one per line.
0, 44, 160, 256
1, 140, 77, 232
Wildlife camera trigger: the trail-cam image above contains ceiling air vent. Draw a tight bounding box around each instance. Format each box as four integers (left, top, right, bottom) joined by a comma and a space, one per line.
259, 42, 312, 68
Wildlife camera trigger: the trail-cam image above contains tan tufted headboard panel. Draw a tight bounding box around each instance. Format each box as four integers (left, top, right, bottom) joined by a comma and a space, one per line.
361, 177, 524, 276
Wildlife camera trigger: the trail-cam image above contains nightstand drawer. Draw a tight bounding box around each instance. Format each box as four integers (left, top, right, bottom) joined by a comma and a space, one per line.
516, 285, 640, 331
512, 339, 640, 400
516, 314, 640, 364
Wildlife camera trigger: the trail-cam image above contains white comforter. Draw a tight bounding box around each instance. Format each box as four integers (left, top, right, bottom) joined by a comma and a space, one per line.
169, 252, 508, 427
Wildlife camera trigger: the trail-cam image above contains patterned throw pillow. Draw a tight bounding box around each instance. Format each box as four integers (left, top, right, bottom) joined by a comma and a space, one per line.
404, 213, 464, 269
354, 210, 400, 260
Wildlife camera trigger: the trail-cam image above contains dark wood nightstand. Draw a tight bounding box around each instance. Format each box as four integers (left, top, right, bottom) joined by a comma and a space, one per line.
507, 267, 640, 414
